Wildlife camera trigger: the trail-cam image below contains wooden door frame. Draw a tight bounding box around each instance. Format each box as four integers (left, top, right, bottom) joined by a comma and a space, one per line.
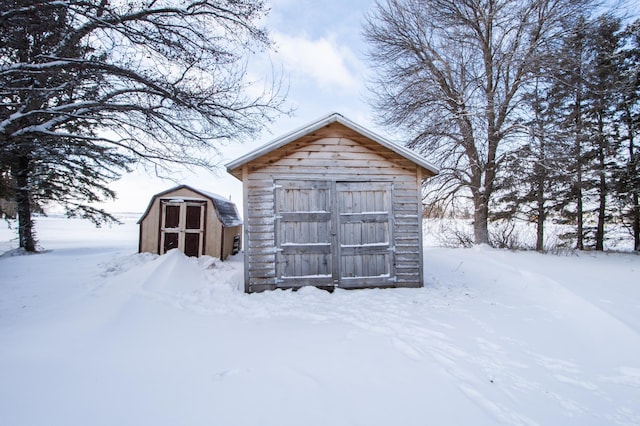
274, 179, 395, 289
159, 200, 206, 257
335, 181, 395, 288
274, 180, 334, 287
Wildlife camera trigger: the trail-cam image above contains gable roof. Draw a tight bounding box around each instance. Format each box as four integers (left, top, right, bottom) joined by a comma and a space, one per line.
137, 184, 242, 227
226, 112, 439, 179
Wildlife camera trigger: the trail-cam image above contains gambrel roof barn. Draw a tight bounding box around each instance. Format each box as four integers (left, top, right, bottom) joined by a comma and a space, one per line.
138, 185, 242, 260
227, 113, 438, 293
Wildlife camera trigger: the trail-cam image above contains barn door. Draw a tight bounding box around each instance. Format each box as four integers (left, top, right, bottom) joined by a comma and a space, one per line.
275, 180, 394, 288
160, 201, 205, 257
275, 180, 333, 286
337, 182, 394, 287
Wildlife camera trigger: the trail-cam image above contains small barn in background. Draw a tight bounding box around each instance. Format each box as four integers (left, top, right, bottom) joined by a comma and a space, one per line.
226, 113, 439, 293
138, 185, 242, 260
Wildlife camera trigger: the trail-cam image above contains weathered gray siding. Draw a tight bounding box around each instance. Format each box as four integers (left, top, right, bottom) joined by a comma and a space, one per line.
241, 123, 424, 292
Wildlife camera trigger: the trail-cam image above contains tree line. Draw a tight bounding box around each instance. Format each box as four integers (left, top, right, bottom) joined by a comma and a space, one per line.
3, 0, 638, 253
365, 0, 639, 251
1, 0, 285, 252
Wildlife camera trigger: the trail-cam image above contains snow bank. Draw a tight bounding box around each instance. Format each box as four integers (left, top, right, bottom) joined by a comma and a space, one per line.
1, 217, 639, 426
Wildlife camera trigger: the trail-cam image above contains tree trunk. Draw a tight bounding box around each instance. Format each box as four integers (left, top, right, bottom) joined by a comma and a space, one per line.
596, 147, 607, 251
576, 166, 584, 250
595, 171, 606, 251
574, 88, 584, 251
595, 124, 606, 251
535, 121, 546, 252
574, 57, 584, 250
473, 192, 490, 245
12, 155, 36, 252
633, 192, 640, 251
626, 111, 639, 251
536, 179, 545, 252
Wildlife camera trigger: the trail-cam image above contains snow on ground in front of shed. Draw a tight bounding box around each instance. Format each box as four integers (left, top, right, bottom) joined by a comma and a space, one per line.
1, 216, 640, 426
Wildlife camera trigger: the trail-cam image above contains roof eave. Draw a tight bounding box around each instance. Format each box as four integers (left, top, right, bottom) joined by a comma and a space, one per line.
226, 112, 340, 177
333, 115, 439, 175
137, 184, 243, 226
225, 112, 440, 177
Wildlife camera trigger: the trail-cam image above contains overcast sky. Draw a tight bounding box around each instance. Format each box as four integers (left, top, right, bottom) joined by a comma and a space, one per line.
99, 0, 379, 214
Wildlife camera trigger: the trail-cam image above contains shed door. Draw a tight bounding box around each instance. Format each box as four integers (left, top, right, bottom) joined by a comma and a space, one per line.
160, 201, 205, 257
275, 180, 333, 286
275, 180, 394, 288
337, 182, 394, 288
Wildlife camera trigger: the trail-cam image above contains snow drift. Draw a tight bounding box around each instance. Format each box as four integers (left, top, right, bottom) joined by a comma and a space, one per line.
0, 217, 639, 426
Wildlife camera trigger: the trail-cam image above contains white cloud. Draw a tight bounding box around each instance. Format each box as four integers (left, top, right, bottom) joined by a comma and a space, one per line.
272, 32, 363, 92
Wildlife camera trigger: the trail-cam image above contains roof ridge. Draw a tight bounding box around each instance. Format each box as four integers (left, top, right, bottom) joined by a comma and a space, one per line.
225, 112, 439, 178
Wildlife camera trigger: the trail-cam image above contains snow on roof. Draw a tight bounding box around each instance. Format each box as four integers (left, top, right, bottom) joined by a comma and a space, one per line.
211, 197, 243, 227
225, 112, 440, 178
164, 196, 207, 202
193, 189, 233, 203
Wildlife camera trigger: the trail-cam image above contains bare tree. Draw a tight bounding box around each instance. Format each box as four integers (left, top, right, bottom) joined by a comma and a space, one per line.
364, 0, 588, 245
1, 0, 286, 251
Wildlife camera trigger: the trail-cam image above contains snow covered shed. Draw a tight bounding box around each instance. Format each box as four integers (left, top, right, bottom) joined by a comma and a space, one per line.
226, 113, 439, 293
138, 185, 242, 260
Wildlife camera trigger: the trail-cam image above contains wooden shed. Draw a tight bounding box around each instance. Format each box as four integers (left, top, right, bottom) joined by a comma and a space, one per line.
138, 185, 242, 260
226, 113, 438, 293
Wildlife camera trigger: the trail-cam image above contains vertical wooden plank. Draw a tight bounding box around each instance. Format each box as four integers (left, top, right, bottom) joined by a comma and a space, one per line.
276, 181, 285, 280
243, 165, 250, 293
201, 203, 207, 258
388, 181, 396, 282
301, 189, 309, 246
353, 190, 361, 214
417, 168, 424, 287
331, 180, 339, 284
296, 189, 301, 245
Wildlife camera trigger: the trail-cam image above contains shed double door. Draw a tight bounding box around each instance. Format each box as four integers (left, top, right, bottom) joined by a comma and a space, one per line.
160, 200, 205, 257
275, 180, 394, 288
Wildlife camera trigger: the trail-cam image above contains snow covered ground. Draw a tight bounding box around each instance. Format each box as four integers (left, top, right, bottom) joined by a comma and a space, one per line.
1, 216, 639, 426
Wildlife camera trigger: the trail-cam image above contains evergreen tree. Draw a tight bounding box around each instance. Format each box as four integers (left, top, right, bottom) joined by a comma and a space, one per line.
0, 0, 285, 251
496, 13, 630, 251
0, 163, 16, 220
615, 19, 640, 250
0, 1, 117, 250
546, 15, 623, 250
585, 15, 622, 250
548, 16, 591, 249
495, 75, 568, 251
